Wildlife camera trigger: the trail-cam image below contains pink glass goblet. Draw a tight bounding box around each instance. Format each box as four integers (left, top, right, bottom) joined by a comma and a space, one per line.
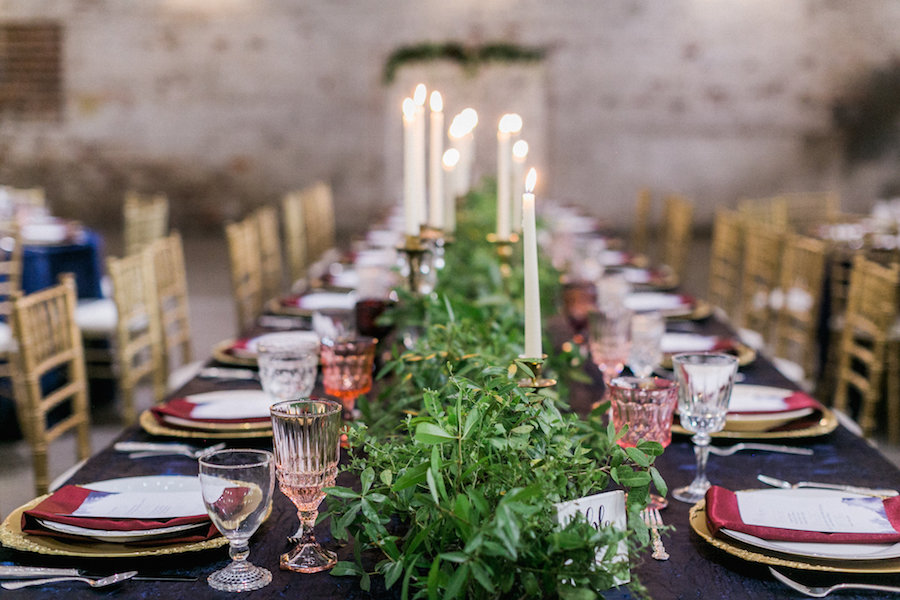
588, 307, 633, 407
320, 336, 377, 421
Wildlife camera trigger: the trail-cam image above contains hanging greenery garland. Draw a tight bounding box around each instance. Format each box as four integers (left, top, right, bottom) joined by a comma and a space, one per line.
383, 42, 547, 84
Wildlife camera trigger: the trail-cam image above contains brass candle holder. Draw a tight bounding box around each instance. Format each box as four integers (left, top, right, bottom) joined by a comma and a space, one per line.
420, 225, 446, 270
398, 235, 430, 294
516, 355, 557, 390
486, 232, 519, 279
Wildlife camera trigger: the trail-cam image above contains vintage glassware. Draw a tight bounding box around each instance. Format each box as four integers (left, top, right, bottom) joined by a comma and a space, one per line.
270, 399, 342, 573
255, 332, 319, 402
627, 311, 665, 377
320, 336, 377, 421
588, 306, 633, 387
607, 376, 679, 509
198, 449, 275, 592
670, 353, 738, 504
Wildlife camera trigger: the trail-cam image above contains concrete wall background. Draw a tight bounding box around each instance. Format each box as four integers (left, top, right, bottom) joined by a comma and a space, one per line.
1, 1, 900, 235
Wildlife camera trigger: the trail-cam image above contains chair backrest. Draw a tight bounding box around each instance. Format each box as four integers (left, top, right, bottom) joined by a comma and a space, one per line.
630, 187, 652, 258
707, 209, 743, 319
9, 274, 91, 495
124, 191, 169, 256
737, 196, 789, 229
832, 255, 900, 437
281, 191, 309, 286
737, 223, 785, 341
660, 194, 694, 280
107, 249, 166, 424
770, 234, 828, 379
301, 181, 336, 263
779, 191, 841, 231
225, 216, 263, 333
255, 205, 284, 302
150, 232, 192, 376
0, 225, 23, 322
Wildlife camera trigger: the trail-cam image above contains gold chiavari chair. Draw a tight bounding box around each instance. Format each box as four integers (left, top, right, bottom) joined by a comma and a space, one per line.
832, 255, 899, 438
736, 223, 785, 350
707, 209, 743, 321
0, 226, 23, 377
779, 191, 842, 231
630, 187, 653, 259
149, 232, 198, 391
659, 194, 694, 282
107, 249, 166, 424
282, 191, 309, 288
123, 191, 169, 256
226, 215, 264, 333
769, 234, 828, 389
303, 181, 336, 264
255, 205, 285, 302
737, 195, 789, 230
9, 274, 91, 495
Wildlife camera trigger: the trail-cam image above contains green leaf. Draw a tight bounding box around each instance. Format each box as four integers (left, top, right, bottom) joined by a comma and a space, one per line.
329, 561, 364, 577
462, 406, 481, 438
510, 424, 534, 435
438, 551, 468, 563
324, 486, 360, 499
650, 466, 668, 497
469, 561, 496, 594
360, 467, 375, 494
445, 563, 469, 599
613, 465, 652, 487
392, 462, 429, 491
558, 586, 597, 600
624, 446, 651, 468
426, 468, 441, 505
426, 556, 440, 600
380, 468, 393, 487
415, 422, 456, 444
383, 560, 403, 589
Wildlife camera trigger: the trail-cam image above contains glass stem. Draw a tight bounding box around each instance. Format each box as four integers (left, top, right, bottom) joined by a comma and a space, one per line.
693, 432, 712, 488
296, 509, 318, 543
229, 540, 250, 570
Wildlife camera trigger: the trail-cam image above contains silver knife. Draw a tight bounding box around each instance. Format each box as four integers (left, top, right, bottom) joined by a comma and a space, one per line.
757, 474, 900, 497
0, 566, 82, 579
114, 441, 197, 454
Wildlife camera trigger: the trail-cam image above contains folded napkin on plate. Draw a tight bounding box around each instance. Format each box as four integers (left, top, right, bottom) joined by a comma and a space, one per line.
21, 485, 217, 543
624, 293, 693, 313
151, 396, 272, 424
660, 333, 731, 354
705, 485, 900, 544
728, 389, 821, 415
227, 337, 257, 358
280, 292, 358, 311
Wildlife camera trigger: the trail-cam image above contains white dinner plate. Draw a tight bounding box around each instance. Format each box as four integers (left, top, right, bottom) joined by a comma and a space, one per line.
624, 293, 692, 315
181, 389, 270, 406
718, 488, 900, 561
83, 474, 200, 494
36, 519, 208, 543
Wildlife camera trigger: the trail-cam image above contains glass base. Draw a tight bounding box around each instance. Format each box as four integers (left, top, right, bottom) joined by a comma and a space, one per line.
280, 542, 337, 573
207, 562, 272, 592
672, 480, 710, 504
648, 493, 669, 510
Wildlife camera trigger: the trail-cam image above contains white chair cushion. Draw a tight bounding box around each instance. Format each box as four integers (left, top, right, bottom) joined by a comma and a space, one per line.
75, 298, 117, 336
0, 322, 13, 354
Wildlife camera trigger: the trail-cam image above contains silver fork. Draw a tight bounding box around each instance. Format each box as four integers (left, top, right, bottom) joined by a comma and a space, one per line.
769, 567, 900, 597
707, 443, 813, 457
2, 571, 137, 590
123, 442, 226, 459
641, 508, 669, 561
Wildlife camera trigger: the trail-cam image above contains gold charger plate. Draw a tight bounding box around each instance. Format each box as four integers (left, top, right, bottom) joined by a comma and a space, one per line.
672, 406, 839, 439
0, 496, 227, 558
139, 410, 272, 440
661, 340, 756, 369
689, 499, 900, 573
211, 339, 257, 367
266, 289, 356, 318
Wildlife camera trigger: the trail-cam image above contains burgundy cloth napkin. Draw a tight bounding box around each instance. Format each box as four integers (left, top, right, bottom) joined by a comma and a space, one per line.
226, 337, 255, 358
22, 485, 218, 544
150, 398, 271, 425
705, 485, 900, 544
729, 390, 822, 415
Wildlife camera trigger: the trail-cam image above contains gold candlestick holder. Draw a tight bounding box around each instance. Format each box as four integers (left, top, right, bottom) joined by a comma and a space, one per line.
516, 355, 557, 390
486, 232, 519, 278
398, 235, 429, 294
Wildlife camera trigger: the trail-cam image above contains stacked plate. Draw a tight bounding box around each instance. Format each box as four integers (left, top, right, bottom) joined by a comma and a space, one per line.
724, 385, 821, 432
660, 333, 755, 368
624, 292, 710, 319
213, 330, 319, 366
272, 290, 359, 316
147, 390, 273, 435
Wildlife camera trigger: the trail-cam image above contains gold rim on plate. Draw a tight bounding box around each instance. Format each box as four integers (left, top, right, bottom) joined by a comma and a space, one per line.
0, 496, 228, 558
672, 407, 839, 439
211, 339, 257, 367
139, 409, 273, 439
689, 499, 900, 573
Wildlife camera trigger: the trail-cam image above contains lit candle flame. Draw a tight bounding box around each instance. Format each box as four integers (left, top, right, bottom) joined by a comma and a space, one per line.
525, 168, 537, 193
499, 113, 523, 134
413, 84, 427, 106
430, 91, 442, 113
442, 148, 460, 168
513, 140, 529, 160
448, 108, 478, 138
402, 97, 416, 122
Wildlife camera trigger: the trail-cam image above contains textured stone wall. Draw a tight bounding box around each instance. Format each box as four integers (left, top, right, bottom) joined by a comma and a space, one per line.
1, 1, 899, 234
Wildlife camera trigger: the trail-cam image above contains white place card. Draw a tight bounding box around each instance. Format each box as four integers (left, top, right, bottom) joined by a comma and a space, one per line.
555, 490, 629, 585
736, 490, 896, 534
71, 490, 206, 519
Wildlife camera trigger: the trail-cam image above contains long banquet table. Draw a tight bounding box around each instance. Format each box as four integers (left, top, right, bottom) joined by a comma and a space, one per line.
3, 313, 900, 599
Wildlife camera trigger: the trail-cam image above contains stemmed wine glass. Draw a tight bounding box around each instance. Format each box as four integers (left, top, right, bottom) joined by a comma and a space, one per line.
198, 449, 275, 592
627, 311, 665, 377
256, 332, 319, 402
270, 399, 342, 573
671, 353, 738, 504
588, 307, 633, 407
320, 336, 377, 421
606, 376, 678, 509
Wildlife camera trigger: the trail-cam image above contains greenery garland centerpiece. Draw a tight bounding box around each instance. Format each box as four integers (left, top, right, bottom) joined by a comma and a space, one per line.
324, 184, 666, 599
383, 42, 546, 84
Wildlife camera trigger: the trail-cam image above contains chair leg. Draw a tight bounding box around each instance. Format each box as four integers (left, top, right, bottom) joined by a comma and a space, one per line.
888, 341, 900, 444
32, 443, 49, 497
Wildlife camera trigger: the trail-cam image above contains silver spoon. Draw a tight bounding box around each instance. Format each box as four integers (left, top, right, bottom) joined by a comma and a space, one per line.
2, 571, 137, 590
707, 443, 814, 457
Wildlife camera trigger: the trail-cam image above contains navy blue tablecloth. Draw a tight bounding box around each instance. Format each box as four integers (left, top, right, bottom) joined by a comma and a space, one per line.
22, 229, 104, 299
